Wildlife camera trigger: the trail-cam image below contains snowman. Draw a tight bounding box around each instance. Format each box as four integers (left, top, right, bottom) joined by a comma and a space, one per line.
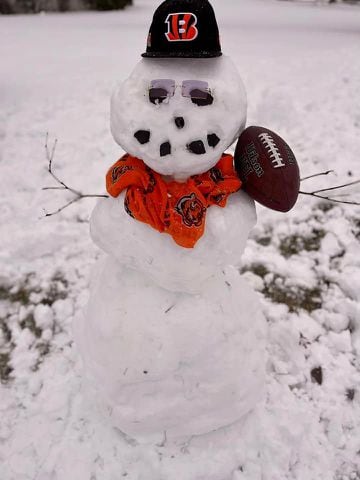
74, 0, 268, 442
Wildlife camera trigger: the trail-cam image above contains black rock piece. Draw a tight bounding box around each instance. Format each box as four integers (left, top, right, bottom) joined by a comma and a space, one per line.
311, 366, 323, 385
175, 117, 185, 129
160, 142, 171, 157
207, 133, 220, 148
134, 130, 151, 144
187, 140, 206, 155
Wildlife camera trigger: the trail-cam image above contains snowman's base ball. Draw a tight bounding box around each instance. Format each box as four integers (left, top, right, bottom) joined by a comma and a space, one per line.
235, 126, 300, 212
74, 257, 266, 440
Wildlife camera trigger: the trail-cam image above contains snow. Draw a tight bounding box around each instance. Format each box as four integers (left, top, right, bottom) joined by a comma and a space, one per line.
1, 0, 360, 479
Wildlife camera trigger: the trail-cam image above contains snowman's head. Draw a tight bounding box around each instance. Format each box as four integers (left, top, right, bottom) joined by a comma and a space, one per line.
111, 55, 247, 180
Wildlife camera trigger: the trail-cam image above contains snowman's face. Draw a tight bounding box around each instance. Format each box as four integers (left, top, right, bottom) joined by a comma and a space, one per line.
111, 56, 247, 180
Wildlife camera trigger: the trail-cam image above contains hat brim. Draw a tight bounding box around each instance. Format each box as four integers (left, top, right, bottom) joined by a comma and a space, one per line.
141, 51, 222, 58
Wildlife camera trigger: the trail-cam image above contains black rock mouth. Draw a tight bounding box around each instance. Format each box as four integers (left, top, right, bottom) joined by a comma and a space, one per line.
207, 133, 220, 148
187, 140, 206, 155
187, 134, 220, 155
134, 129, 221, 158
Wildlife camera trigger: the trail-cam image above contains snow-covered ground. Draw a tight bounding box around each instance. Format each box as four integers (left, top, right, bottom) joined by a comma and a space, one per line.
1, 0, 360, 478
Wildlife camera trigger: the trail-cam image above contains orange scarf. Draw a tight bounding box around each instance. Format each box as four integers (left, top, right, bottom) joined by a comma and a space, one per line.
106, 153, 241, 249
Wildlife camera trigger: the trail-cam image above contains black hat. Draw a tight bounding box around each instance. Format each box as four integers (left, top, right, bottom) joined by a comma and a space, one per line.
142, 0, 222, 59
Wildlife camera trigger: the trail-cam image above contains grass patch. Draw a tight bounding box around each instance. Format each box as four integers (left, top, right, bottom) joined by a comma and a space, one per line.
0, 271, 69, 382
264, 280, 322, 313
316, 202, 335, 213
33, 341, 52, 371
0, 271, 68, 307
41, 271, 68, 306
279, 229, 326, 258
0, 352, 13, 383
253, 227, 273, 247
10, 286, 33, 305
351, 218, 360, 240
36, 341, 51, 357
20, 313, 42, 339
243, 263, 323, 313
0, 286, 10, 301
41, 278, 68, 306
346, 388, 356, 401
0, 317, 12, 343
255, 235, 272, 247
0, 283, 33, 305
0, 317, 13, 383
248, 263, 269, 278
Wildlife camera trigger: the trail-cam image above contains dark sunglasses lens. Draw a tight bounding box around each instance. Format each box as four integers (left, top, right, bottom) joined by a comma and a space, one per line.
182, 80, 208, 98
149, 87, 169, 104
182, 80, 213, 106
191, 92, 214, 106
149, 79, 175, 104
189, 88, 208, 100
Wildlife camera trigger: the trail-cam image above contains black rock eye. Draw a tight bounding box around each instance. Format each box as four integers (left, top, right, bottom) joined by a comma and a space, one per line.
134, 130, 150, 144
149, 87, 168, 105
190, 89, 214, 107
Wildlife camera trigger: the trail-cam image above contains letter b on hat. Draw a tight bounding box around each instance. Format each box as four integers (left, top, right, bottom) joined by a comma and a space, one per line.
165, 13, 199, 42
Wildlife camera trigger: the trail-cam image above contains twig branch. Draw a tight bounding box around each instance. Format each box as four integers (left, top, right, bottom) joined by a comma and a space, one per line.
299, 190, 360, 206
43, 198, 82, 217
301, 170, 334, 182
45, 133, 82, 196
311, 179, 360, 194
299, 169, 360, 206
42, 134, 108, 217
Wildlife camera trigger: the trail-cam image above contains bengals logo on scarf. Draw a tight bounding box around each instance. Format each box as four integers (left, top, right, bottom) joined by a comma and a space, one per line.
175, 193, 206, 228
165, 13, 199, 42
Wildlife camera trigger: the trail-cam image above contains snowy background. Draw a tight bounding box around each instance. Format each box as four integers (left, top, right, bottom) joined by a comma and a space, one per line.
1, 0, 360, 478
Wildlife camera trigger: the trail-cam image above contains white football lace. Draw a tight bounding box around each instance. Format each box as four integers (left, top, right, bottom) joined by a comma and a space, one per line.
258, 132, 285, 169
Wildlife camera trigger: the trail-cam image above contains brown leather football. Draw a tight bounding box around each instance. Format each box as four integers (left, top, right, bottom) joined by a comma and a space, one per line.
234, 126, 300, 212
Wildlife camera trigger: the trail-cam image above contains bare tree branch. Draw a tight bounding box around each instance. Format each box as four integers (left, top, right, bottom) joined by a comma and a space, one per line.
301, 170, 334, 182
299, 190, 360, 206
42, 134, 108, 218
43, 198, 82, 217
311, 179, 360, 194
44, 133, 82, 196
299, 169, 360, 206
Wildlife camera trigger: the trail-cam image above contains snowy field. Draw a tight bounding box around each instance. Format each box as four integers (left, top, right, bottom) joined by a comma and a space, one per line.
1, 0, 360, 478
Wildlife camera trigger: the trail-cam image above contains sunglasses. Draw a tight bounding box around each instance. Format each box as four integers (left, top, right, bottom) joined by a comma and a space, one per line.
148, 79, 214, 106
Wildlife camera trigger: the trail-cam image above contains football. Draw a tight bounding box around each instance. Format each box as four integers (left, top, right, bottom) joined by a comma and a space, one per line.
234, 126, 300, 212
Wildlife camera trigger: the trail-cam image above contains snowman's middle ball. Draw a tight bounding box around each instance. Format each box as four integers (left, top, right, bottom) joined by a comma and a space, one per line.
110, 56, 247, 180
